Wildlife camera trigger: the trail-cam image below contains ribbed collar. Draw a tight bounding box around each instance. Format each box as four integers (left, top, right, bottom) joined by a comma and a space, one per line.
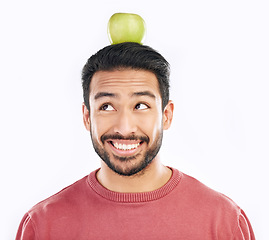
87, 167, 182, 203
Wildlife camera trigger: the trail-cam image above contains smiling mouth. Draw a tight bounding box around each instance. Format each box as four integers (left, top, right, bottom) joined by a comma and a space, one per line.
108, 140, 144, 152
110, 141, 141, 151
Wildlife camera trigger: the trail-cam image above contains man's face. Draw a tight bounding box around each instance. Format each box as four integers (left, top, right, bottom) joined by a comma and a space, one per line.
83, 69, 173, 176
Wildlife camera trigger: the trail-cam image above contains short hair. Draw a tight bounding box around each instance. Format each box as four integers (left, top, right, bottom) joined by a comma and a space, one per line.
81, 42, 170, 111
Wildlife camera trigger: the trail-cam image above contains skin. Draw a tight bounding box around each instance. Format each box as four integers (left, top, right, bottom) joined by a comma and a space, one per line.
82, 69, 174, 193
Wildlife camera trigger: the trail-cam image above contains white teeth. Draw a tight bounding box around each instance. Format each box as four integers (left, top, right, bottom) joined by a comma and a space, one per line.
113, 142, 140, 151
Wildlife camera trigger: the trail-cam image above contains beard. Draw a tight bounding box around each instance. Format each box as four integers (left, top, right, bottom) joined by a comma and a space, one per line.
90, 131, 163, 176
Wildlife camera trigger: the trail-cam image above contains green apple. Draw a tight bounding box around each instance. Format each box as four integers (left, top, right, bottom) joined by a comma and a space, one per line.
107, 13, 146, 44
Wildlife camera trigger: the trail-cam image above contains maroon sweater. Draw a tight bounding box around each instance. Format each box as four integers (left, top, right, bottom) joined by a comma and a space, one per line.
16, 168, 255, 239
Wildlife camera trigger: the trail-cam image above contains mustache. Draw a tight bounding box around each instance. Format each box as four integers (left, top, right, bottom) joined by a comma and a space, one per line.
101, 134, 149, 144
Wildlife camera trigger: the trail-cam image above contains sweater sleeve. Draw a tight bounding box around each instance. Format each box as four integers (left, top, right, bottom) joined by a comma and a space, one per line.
16, 213, 36, 240
233, 209, 255, 240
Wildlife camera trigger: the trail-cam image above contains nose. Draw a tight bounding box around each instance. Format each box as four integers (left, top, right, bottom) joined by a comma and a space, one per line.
113, 110, 137, 136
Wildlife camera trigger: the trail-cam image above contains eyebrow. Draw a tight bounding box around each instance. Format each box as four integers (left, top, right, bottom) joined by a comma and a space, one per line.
94, 92, 118, 100
132, 91, 156, 99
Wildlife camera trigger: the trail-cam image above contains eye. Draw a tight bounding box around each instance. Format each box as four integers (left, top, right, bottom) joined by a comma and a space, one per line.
135, 103, 149, 110
100, 104, 115, 111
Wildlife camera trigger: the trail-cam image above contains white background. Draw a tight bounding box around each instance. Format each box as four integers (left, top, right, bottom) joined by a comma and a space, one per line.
1, 0, 268, 239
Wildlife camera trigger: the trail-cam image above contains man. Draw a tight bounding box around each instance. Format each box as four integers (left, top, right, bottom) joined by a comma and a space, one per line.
16, 42, 255, 239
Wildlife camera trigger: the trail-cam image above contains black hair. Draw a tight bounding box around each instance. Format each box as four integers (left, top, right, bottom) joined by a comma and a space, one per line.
82, 42, 170, 110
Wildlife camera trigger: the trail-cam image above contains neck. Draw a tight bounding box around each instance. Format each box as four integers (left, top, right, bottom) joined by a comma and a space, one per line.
96, 158, 172, 193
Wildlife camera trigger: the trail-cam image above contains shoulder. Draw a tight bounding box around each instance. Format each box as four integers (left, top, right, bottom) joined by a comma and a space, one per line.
176, 170, 241, 220
16, 175, 91, 239
28, 174, 91, 218
172, 170, 255, 239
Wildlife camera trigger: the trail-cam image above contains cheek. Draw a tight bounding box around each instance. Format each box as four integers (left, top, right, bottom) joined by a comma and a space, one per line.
90, 116, 103, 140
90, 115, 113, 141
138, 112, 163, 141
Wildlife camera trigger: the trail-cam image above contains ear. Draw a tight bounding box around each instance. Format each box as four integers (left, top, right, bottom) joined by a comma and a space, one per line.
82, 103, 91, 131
163, 100, 174, 130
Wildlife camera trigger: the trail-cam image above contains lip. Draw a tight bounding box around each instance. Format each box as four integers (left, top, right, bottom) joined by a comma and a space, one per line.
106, 140, 144, 157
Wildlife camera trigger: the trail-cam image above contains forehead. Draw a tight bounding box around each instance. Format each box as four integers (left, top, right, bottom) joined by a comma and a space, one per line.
90, 69, 160, 96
